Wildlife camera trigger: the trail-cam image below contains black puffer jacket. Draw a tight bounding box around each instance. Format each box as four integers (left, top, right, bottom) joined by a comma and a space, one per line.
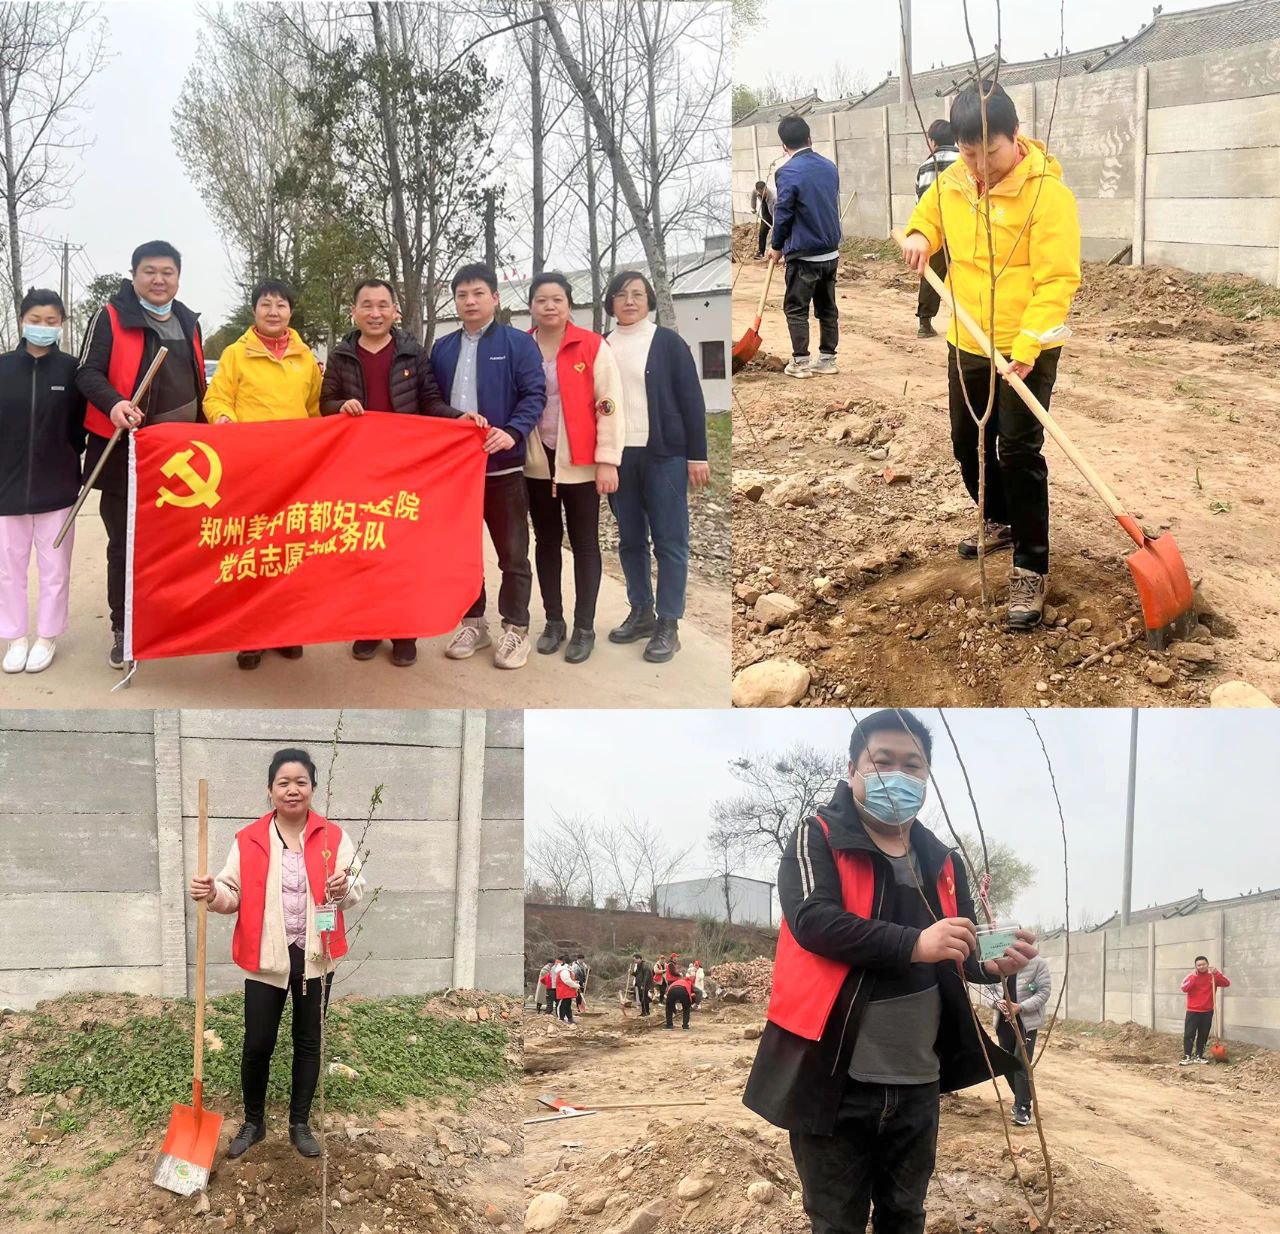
0, 342, 85, 516
319, 328, 457, 417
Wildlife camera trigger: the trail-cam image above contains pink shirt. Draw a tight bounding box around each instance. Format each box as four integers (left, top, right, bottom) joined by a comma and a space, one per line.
280, 844, 309, 948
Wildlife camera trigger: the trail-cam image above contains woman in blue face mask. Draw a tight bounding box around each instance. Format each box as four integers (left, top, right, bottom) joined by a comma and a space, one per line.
0, 288, 86, 674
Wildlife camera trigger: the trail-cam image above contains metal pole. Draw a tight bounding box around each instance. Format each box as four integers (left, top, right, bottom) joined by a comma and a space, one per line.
899, 0, 912, 105
1120, 709, 1138, 925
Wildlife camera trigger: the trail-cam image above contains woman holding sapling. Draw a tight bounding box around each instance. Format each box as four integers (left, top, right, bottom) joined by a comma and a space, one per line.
188, 748, 365, 1159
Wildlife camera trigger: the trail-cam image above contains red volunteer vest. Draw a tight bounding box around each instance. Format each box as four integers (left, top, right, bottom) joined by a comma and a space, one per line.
766, 816, 957, 1042
529, 321, 605, 466
554, 966, 576, 1000
84, 301, 207, 438
231, 810, 349, 972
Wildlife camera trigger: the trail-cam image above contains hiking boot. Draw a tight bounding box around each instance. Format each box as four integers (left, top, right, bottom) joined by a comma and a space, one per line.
958, 520, 1013, 559
537, 620, 567, 655
1180, 1055, 1193, 1066
275, 645, 303, 660
289, 1122, 322, 1157
351, 639, 381, 660
564, 627, 595, 664
3, 638, 29, 674
493, 622, 530, 670
809, 353, 838, 375
783, 357, 814, 379
23, 637, 55, 674
609, 605, 657, 644
1012, 1107, 1031, 1126
236, 650, 264, 670
390, 639, 417, 667
227, 1121, 265, 1159
108, 628, 125, 670
1007, 567, 1046, 631
643, 618, 680, 663
917, 318, 937, 338
445, 618, 491, 660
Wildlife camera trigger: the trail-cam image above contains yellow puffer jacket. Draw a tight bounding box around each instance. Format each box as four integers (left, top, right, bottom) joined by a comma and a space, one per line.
906, 137, 1081, 365
203, 327, 322, 423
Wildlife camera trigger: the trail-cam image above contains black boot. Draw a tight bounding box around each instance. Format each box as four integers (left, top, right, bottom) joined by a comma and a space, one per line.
390, 639, 417, 667
609, 605, 657, 644
643, 618, 680, 663
536, 620, 567, 655
227, 1121, 265, 1159
289, 1122, 322, 1157
564, 628, 595, 664
351, 639, 381, 660
917, 318, 937, 338
108, 629, 125, 670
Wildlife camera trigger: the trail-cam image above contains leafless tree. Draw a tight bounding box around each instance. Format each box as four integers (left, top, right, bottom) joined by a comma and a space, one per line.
549, 809, 602, 907
623, 814, 693, 913
707, 825, 748, 924
525, 825, 583, 905
597, 809, 649, 908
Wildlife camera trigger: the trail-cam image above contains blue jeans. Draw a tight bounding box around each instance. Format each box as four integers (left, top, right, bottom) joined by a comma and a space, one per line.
608, 447, 689, 620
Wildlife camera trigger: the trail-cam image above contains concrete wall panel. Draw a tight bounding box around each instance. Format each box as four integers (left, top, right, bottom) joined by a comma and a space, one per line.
1147, 41, 1280, 109
9, 892, 162, 967
1147, 147, 1280, 198
1144, 240, 1275, 280
1146, 197, 1280, 248
2, 816, 158, 892
0, 730, 155, 813
1148, 94, 1280, 153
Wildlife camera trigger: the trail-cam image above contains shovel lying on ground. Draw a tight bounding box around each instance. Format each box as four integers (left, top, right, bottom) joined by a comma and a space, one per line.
732, 254, 778, 374
536, 1093, 707, 1112
892, 228, 1196, 649
154, 780, 223, 1194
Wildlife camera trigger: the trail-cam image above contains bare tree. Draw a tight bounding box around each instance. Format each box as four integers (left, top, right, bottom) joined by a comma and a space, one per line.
549, 809, 602, 907
525, 827, 583, 905
707, 825, 748, 925
622, 814, 693, 913
597, 809, 649, 908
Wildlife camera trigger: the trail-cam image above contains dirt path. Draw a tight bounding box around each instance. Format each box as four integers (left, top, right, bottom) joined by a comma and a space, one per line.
732, 251, 1280, 707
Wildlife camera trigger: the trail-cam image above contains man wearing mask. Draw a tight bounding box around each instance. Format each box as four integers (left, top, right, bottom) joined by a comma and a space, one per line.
744, 708, 1038, 1234
77, 241, 206, 670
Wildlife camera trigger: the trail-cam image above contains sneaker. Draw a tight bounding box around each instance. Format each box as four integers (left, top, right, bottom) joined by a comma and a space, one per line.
236, 650, 264, 670
24, 637, 56, 673
445, 618, 491, 660
564, 628, 595, 664
1012, 1107, 1031, 1126
536, 620, 567, 655
493, 622, 530, 670
809, 353, 838, 375
1180, 1055, 1193, 1066
958, 520, 1013, 559
609, 605, 657, 644
917, 318, 938, 338
1007, 567, 1046, 631
390, 639, 417, 667
3, 638, 29, 674
351, 639, 381, 660
643, 618, 680, 664
783, 358, 814, 379
1195, 1055, 1209, 1065
108, 629, 125, 670
227, 1121, 265, 1158
288, 1122, 322, 1157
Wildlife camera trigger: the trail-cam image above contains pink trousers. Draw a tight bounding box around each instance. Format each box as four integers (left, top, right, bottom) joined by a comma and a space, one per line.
0, 507, 74, 639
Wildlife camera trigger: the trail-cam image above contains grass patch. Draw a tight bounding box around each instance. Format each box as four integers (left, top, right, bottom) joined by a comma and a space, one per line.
82, 1148, 127, 1176
842, 235, 899, 263
1191, 274, 1280, 320
24, 994, 512, 1134
706, 409, 731, 505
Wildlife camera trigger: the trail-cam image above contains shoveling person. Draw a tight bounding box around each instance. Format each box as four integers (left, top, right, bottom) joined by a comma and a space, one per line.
901, 81, 1081, 631
1180, 956, 1229, 1065
751, 178, 776, 259
743, 708, 1038, 1234
912, 120, 960, 339
188, 748, 365, 1160
989, 952, 1051, 1125
664, 960, 694, 1031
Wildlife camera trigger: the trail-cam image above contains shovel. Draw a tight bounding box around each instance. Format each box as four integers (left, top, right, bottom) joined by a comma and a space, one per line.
732, 254, 778, 374
154, 780, 223, 1194
892, 229, 1196, 649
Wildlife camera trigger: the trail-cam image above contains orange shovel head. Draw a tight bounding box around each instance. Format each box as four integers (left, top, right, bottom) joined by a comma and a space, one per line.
153, 1095, 223, 1195
1123, 531, 1196, 650
732, 327, 763, 374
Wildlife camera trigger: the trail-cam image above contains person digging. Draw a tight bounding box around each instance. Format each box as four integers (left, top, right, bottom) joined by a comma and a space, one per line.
901, 81, 1081, 631
1180, 955, 1229, 1065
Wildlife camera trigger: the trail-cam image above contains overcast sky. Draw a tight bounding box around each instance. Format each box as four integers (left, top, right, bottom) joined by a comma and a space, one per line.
526, 708, 1280, 931
736, 0, 1238, 96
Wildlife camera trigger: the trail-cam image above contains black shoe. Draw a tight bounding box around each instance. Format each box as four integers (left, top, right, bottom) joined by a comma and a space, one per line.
564, 628, 595, 664
536, 620, 567, 655
275, 645, 304, 660
108, 629, 125, 670
1012, 1107, 1032, 1127
351, 639, 381, 661
917, 318, 937, 338
227, 1121, 265, 1159
958, 520, 1013, 559
289, 1122, 322, 1157
643, 618, 680, 663
609, 605, 657, 644
390, 639, 417, 667
236, 650, 263, 671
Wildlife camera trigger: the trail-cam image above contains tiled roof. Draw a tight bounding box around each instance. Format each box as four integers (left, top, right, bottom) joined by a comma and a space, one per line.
1101, 0, 1280, 69
734, 92, 822, 127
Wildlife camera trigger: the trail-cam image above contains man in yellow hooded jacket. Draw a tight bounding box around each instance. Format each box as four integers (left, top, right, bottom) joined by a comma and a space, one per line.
902, 81, 1081, 630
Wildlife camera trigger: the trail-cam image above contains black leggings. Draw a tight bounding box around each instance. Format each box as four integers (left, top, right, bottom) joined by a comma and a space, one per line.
666, 985, 691, 1029
242, 943, 332, 1124
527, 458, 602, 630
557, 996, 575, 1023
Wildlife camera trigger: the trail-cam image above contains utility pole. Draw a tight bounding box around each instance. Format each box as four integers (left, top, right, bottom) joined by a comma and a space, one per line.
1121, 709, 1138, 925
60, 240, 74, 353
899, 0, 912, 105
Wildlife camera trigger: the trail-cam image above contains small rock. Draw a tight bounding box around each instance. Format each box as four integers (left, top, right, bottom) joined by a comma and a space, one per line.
908, 624, 928, 640
1210, 681, 1275, 708
141, 1223, 164, 1234
606, 1203, 663, 1234
482, 1136, 511, 1157
1068, 618, 1093, 635
765, 476, 815, 508
676, 1174, 715, 1200
7, 1072, 23, 1095
464, 1007, 480, 1023
734, 582, 762, 606
747, 1179, 776, 1205
1035, 681, 1048, 693
882, 466, 912, 484
741, 483, 764, 501
616, 1164, 635, 1181
1145, 662, 1175, 687
732, 660, 810, 708
580, 1191, 609, 1215
1170, 641, 1215, 664
525, 1193, 570, 1231
754, 592, 800, 629
477, 1004, 490, 1021
484, 1202, 506, 1226
868, 446, 890, 461
1042, 604, 1058, 625
193, 1193, 211, 1215
742, 1025, 763, 1040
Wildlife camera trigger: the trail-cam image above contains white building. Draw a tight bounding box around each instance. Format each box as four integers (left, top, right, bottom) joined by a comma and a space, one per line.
657, 875, 776, 928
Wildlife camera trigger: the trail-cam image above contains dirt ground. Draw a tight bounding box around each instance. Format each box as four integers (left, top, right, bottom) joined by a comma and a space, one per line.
0, 994, 522, 1234
731, 239, 1280, 707
523, 995, 1280, 1234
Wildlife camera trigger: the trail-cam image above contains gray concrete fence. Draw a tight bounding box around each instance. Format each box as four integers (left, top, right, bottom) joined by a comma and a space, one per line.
733, 40, 1280, 281
0, 709, 524, 1008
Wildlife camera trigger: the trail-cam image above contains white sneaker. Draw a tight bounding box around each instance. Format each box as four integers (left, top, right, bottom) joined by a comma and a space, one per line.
23, 637, 55, 673
1179, 1055, 1193, 1066
493, 622, 531, 670
784, 358, 814, 379
810, 353, 838, 375
445, 618, 491, 660
3, 638, 29, 673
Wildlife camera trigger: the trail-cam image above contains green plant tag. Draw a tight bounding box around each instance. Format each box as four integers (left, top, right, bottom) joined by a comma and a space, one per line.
314, 904, 337, 933
977, 927, 1019, 963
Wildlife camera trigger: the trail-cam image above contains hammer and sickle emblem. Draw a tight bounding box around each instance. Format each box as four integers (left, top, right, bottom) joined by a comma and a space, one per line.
156, 440, 223, 509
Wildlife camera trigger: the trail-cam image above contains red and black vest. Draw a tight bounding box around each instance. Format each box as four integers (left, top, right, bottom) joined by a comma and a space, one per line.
231, 810, 349, 972
766, 816, 957, 1042
529, 321, 606, 466
553, 964, 576, 1000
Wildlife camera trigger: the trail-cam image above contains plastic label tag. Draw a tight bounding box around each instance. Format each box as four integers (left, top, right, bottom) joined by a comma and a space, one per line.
314, 904, 337, 933
977, 926, 1020, 963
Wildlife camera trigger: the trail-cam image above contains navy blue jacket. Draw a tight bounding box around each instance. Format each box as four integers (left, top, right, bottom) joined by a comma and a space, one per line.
772, 148, 842, 259
608, 325, 708, 461
430, 320, 546, 474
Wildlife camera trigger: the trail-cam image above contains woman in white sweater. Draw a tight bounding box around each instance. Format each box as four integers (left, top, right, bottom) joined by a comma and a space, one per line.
188, 747, 365, 1159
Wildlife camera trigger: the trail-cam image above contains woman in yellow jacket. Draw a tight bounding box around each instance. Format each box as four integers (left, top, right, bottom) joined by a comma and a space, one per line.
204, 280, 322, 669
902, 80, 1080, 632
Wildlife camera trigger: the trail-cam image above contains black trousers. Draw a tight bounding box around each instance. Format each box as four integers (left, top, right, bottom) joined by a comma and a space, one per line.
1184, 1010, 1214, 1057
916, 248, 950, 320
790, 1079, 940, 1234
242, 943, 332, 1125
665, 985, 691, 1029
465, 469, 532, 628
757, 218, 772, 256
637, 985, 651, 1016
527, 456, 602, 630
947, 344, 1060, 575
557, 996, 575, 1023
783, 257, 839, 359
996, 1020, 1038, 1112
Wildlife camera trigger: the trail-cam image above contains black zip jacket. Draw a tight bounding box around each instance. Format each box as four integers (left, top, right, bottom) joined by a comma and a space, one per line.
0, 342, 85, 516
319, 328, 457, 418
742, 781, 1019, 1135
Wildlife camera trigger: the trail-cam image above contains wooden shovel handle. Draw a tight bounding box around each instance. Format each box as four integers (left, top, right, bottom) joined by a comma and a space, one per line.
193, 779, 209, 1104
753, 254, 778, 322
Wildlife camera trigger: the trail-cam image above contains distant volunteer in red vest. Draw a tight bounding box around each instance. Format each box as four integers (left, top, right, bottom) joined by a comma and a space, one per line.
188, 748, 365, 1161
524, 272, 625, 665
553, 954, 580, 1023
743, 709, 1038, 1234
76, 241, 207, 671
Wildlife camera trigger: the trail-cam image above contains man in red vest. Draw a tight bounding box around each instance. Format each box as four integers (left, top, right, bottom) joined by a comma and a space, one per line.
744, 708, 1039, 1234
76, 241, 206, 670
